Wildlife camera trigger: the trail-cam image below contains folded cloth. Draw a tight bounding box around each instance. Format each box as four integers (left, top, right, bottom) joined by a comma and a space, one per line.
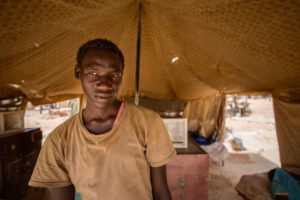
270, 168, 300, 200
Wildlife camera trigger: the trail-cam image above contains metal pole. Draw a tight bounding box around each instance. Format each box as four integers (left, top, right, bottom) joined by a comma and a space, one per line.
135, 3, 142, 105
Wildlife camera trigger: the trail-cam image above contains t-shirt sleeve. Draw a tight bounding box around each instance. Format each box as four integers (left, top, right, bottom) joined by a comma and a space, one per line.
28, 128, 72, 188
146, 114, 177, 167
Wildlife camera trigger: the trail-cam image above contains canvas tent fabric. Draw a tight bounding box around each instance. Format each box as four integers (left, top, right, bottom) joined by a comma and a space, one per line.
184, 94, 226, 139
273, 98, 300, 176
0, 0, 299, 104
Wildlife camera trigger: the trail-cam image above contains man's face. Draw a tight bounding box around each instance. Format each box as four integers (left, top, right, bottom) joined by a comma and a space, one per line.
76, 49, 123, 109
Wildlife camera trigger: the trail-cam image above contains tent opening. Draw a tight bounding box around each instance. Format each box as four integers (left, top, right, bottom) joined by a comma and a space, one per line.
25, 98, 79, 143
208, 94, 281, 199
224, 94, 280, 166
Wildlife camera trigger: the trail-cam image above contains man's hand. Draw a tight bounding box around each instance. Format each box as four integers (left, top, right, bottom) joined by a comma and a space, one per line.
150, 165, 172, 200
49, 185, 75, 200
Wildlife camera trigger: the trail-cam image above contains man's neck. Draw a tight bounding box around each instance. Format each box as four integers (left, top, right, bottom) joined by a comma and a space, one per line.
83, 100, 122, 121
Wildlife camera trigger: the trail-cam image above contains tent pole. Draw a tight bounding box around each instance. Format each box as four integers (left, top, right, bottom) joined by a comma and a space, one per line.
135, 3, 142, 105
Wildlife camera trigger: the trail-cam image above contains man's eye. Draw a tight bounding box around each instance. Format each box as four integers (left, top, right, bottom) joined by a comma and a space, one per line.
88, 72, 97, 76
111, 73, 121, 79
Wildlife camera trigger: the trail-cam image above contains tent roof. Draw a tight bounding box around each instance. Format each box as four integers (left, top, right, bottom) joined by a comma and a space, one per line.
0, 0, 299, 104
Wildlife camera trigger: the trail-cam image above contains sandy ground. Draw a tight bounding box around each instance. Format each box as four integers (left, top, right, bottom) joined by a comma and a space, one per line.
24, 97, 279, 200
208, 97, 279, 200
25, 107, 71, 143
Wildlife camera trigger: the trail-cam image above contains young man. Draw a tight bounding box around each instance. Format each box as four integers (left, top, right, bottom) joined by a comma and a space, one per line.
29, 39, 176, 200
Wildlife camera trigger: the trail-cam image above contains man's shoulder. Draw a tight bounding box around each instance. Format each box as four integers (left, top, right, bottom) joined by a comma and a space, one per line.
126, 102, 159, 118
124, 102, 162, 128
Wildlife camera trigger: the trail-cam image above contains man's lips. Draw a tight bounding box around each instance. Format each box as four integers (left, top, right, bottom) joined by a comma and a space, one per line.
94, 92, 113, 98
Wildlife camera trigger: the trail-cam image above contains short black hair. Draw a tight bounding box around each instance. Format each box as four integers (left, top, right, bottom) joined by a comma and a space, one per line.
76, 38, 125, 68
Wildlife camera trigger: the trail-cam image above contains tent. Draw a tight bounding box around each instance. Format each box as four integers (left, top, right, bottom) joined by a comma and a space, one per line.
0, 0, 299, 175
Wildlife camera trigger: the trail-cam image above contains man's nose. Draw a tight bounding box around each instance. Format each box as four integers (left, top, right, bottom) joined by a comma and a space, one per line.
96, 75, 112, 89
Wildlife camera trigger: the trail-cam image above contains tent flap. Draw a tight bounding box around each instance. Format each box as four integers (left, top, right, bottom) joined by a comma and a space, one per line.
273, 98, 300, 175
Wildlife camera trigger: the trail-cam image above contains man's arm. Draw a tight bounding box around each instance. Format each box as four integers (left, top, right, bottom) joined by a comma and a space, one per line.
49, 185, 75, 200
150, 165, 172, 200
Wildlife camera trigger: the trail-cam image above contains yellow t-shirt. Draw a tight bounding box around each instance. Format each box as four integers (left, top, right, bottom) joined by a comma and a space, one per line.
28, 102, 176, 200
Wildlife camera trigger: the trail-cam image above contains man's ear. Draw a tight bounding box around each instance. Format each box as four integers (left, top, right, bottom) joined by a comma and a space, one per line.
75, 64, 80, 80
